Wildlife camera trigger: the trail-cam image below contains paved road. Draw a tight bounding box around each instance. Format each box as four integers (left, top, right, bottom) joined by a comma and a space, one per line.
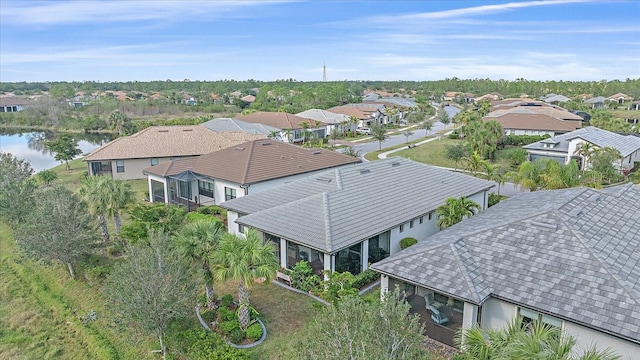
336, 105, 461, 156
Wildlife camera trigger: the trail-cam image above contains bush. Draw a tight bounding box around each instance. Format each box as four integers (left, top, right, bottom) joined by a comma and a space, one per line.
85, 265, 111, 280
503, 134, 550, 146
488, 193, 503, 207
185, 212, 221, 223
200, 309, 216, 323
290, 260, 322, 293
230, 328, 246, 344
217, 307, 236, 322
400, 237, 418, 249
352, 269, 380, 289
197, 205, 227, 217
167, 326, 250, 360
220, 294, 234, 309
448, 133, 460, 139
220, 319, 240, 335
198, 292, 207, 305
246, 323, 263, 341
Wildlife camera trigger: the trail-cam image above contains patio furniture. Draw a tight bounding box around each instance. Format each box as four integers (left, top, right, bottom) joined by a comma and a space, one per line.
429, 306, 450, 325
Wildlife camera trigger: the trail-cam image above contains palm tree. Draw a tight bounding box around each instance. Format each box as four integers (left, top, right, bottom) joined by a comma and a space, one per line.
436, 196, 481, 229
458, 317, 620, 360
213, 229, 279, 330
175, 219, 225, 310
78, 176, 111, 243
573, 142, 597, 170
106, 179, 134, 238
483, 163, 505, 195
505, 160, 543, 192
463, 151, 486, 175
283, 128, 292, 143
300, 121, 309, 144
267, 130, 280, 140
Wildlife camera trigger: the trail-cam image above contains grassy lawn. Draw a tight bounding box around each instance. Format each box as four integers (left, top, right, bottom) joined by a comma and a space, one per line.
392, 138, 463, 168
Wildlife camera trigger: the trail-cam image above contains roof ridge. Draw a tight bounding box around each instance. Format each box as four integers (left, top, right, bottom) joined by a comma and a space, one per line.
241, 140, 257, 184
322, 193, 333, 252
449, 239, 483, 303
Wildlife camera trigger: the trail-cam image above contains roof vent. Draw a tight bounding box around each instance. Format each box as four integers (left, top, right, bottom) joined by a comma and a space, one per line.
261, 142, 271, 146
158, 130, 169, 133
360, 169, 370, 174
312, 150, 321, 155
316, 177, 332, 183
182, 129, 193, 132
530, 221, 557, 232
235, 147, 245, 151
391, 161, 400, 167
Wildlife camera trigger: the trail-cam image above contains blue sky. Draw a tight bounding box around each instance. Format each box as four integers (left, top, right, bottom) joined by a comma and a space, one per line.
1, 0, 639, 82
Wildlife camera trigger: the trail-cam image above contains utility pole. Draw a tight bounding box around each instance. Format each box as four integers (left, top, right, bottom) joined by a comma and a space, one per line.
323, 62, 326, 81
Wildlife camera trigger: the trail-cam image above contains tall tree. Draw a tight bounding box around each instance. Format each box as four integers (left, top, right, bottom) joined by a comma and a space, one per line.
483, 163, 506, 195
436, 196, 481, 229
445, 144, 468, 171
463, 151, 487, 175
0, 152, 36, 225
402, 129, 414, 144
15, 184, 97, 279
106, 178, 135, 238
419, 119, 433, 136
212, 229, 279, 330
44, 134, 82, 170
370, 123, 389, 151
439, 109, 451, 129
79, 176, 111, 242
298, 287, 427, 360
589, 147, 623, 184
175, 219, 226, 310
104, 230, 195, 360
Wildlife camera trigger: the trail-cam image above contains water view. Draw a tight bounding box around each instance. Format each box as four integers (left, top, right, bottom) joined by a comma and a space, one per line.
0, 130, 112, 172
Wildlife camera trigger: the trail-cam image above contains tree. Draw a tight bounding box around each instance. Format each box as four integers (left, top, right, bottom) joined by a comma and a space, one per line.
483, 163, 505, 195
79, 176, 111, 242
106, 178, 135, 238
298, 287, 427, 360
419, 119, 433, 136
370, 123, 388, 151
120, 203, 187, 244
212, 229, 279, 330
343, 146, 361, 158
175, 219, 226, 310
589, 147, 623, 184
590, 110, 632, 132
48, 83, 75, 100
402, 129, 414, 144
573, 142, 597, 169
506, 160, 543, 191
15, 185, 97, 279
44, 134, 82, 170
104, 230, 195, 360
108, 110, 136, 136
457, 317, 620, 360
37, 169, 57, 186
439, 110, 451, 129
0, 152, 36, 225
445, 144, 468, 170
463, 151, 487, 175
436, 196, 481, 229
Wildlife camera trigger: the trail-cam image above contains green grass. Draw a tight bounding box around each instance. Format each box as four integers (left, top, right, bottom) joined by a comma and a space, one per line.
392, 138, 463, 168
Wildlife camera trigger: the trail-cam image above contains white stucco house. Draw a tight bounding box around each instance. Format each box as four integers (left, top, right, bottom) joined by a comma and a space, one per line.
220, 158, 494, 276
371, 183, 640, 358
482, 105, 583, 137
143, 139, 360, 210
296, 109, 354, 136
523, 126, 640, 171
84, 125, 266, 180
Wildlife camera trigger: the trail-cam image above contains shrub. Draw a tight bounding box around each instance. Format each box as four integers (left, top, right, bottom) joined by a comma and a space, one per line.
85, 265, 111, 280
352, 269, 380, 289
230, 328, 246, 344
220, 294, 234, 308
400, 237, 418, 249
185, 212, 219, 223
220, 319, 240, 335
246, 323, 263, 341
448, 133, 460, 139
217, 307, 236, 322
198, 292, 207, 305
488, 193, 503, 207
197, 205, 227, 217
200, 309, 216, 323
168, 327, 250, 360
290, 260, 321, 293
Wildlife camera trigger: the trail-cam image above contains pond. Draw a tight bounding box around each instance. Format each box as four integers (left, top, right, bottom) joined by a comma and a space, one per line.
0, 130, 112, 172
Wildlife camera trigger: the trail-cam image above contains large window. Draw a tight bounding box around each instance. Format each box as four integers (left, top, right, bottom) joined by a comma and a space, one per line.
150, 158, 159, 166
224, 187, 236, 201
336, 243, 362, 274
518, 307, 562, 330
286, 242, 323, 275
116, 160, 125, 173
198, 180, 214, 198
368, 233, 390, 264
178, 180, 192, 200
264, 233, 281, 264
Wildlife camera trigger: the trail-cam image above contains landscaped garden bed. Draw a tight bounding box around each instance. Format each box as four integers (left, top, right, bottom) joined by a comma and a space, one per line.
198, 294, 266, 348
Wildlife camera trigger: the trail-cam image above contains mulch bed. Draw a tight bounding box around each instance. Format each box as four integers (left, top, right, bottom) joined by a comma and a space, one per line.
423, 336, 460, 359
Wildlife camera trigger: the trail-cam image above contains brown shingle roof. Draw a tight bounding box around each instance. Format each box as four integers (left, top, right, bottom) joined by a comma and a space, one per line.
144, 139, 361, 185
483, 106, 583, 132
84, 125, 266, 161
235, 112, 310, 130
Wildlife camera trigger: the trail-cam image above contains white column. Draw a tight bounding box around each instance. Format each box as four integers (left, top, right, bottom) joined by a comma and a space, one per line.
462, 302, 479, 332
323, 253, 332, 273
147, 177, 154, 202
163, 178, 169, 204
361, 239, 369, 272
280, 239, 287, 268
380, 275, 389, 301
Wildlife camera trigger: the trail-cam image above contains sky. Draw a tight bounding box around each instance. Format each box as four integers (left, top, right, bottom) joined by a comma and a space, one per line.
1, 0, 639, 82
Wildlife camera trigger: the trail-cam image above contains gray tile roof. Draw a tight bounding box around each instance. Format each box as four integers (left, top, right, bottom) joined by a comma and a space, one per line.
201, 117, 280, 134
221, 158, 494, 253
524, 126, 640, 157
371, 183, 640, 344
586, 96, 606, 104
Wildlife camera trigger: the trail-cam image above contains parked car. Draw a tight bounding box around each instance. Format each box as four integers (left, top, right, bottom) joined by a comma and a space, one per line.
356, 127, 371, 135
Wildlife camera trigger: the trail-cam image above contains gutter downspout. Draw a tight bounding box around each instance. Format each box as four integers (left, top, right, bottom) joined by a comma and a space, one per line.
240, 184, 250, 196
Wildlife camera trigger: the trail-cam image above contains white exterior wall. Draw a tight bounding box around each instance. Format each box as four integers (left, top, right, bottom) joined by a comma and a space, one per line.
214, 179, 244, 205
506, 129, 558, 137
99, 157, 175, 180
227, 211, 240, 234
481, 298, 518, 330
147, 174, 168, 203
564, 321, 640, 360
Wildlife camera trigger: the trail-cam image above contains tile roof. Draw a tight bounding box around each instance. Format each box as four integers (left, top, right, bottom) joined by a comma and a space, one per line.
524, 126, 640, 157
201, 118, 279, 135
372, 184, 640, 344
235, 111, 310, 130
483, 106, 583, 132
143, 139, 360, 184
586, 96, 606, 104
222, 158, 494, 253
296, 109, 351, 124
84, 125, 266, 161
0, 96, 30, 106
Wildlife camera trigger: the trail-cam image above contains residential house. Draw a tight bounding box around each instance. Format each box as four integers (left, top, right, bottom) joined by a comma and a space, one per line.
0, 96, 29, 112
201, 118, 280, 137
235, 111, 323, 142
489, 98, 553, 111
220, 158, 494, 276
240, 95, 256, 106
607, 93, 634, 104
327, 103, 386, 128
483, 106, 583, 137
628, 101, 640, 111
143, 139, 360, 210
442, 91, 460, 102
371, 184, 640, 358
523, 126, 640, 171
84, 125, 266, 180
472, 92, 504, 103
541, 94, 571, 104
296, 109, 353, 136
363, 97, 418, 123
586, 96, 606, 109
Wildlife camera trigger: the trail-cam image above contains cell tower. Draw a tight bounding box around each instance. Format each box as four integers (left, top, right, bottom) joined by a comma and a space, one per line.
323, 62, 326, 81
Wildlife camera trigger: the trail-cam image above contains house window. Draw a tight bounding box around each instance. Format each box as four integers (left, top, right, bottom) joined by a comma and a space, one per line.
178, 180, 192, 200
150, 158, 159, 166
238, 224, 245, 234
428, 212, 432, 220
224, 187, 236, 201
399, 224, 404, 233
410, 220, 414, 228
198, 180, 214, 198
518, 307, 562, 330
116, 160, 125, 173
419, 216, 424, 224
